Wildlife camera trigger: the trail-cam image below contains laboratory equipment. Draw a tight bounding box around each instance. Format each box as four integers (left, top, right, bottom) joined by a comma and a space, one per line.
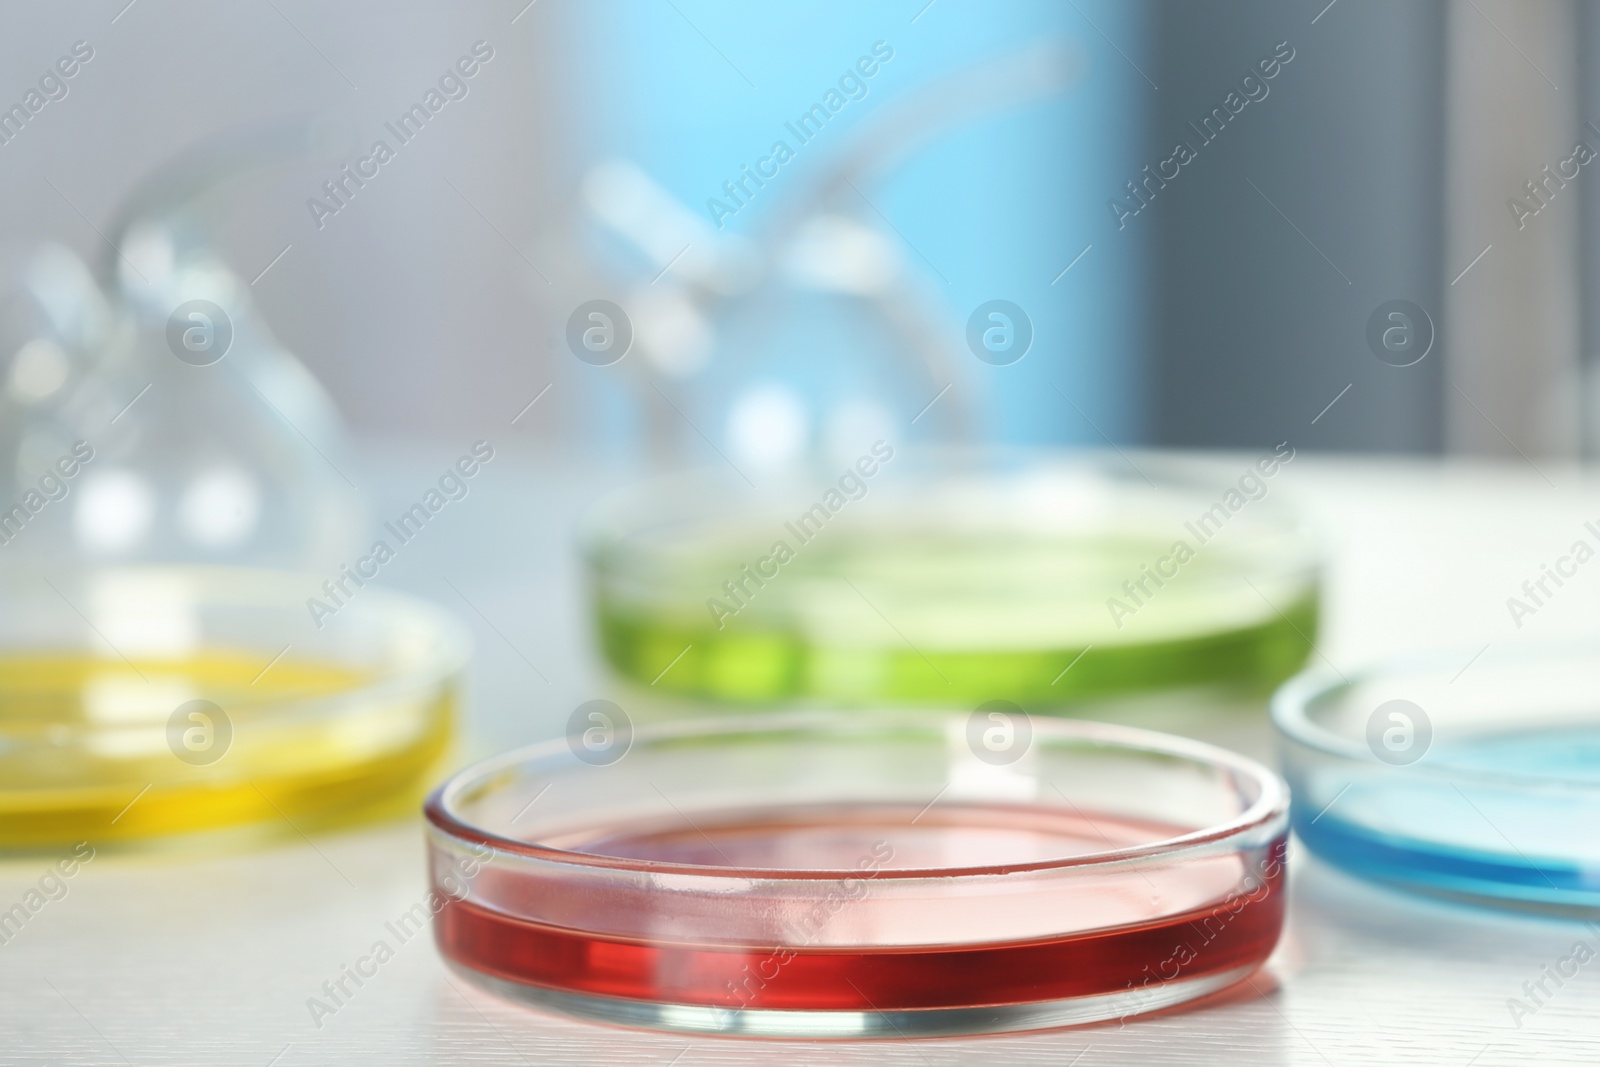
0, 565, 466, 848
1274, 644, 1600, 910
584, 450, 1318, 711
556, 41, 1081, 467
0, 123, 363, 573
425, 710, 1289, 1037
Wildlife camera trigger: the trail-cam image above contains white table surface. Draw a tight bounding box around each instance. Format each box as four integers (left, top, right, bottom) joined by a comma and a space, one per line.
6, 445, 1600, 1065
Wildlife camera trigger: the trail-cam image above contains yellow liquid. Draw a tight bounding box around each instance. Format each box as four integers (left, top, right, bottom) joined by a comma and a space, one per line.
0, 651, 455, 849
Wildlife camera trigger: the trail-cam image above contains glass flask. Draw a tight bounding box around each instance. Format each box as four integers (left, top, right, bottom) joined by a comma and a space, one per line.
0, 217, 362, 571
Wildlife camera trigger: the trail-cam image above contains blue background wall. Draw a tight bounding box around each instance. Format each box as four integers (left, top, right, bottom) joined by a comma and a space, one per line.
563, 0, 1151, 456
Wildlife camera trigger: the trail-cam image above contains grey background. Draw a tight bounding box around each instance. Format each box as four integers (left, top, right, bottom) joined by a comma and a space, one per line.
1147, 0, 1446, 453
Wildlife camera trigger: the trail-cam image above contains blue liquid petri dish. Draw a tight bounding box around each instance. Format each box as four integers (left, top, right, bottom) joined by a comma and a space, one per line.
1272, 645, 1600, 911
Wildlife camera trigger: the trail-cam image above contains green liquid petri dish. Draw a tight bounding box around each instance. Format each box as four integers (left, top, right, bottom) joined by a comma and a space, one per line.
584, 450, 1320, 712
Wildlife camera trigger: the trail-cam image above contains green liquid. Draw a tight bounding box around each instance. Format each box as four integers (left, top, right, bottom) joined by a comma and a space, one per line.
592, 526, 1318, 708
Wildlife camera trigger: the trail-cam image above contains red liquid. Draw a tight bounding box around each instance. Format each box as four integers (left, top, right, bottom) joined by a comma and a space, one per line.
435, 804, 1286, 1013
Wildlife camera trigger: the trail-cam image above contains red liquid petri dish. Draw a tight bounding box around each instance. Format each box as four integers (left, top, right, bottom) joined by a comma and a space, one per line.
425, 712, 1289, 1038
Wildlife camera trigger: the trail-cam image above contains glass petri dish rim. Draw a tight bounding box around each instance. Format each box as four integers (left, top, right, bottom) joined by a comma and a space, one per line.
0, 562, 472, 740
424, 710, 1289, 882
1270, 642, 1600, 793
579, 445, 1321, 570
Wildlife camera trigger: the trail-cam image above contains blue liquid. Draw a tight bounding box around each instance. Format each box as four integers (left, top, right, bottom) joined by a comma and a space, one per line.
1293, 728, 1600, 909
1436, 727, 1600, 781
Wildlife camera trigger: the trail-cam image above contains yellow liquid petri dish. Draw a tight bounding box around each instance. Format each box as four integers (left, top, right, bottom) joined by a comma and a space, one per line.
0, 566, 467, 850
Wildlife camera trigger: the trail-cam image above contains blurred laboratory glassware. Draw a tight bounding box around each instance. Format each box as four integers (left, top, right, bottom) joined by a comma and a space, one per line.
0, 123, 364, 571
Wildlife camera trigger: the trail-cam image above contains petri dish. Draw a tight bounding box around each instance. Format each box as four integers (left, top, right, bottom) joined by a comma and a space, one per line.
425, 711, 1289, 1038
1273, 645, 1600, 911
0, 565, 466, 849
583, 450, 1319, 711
